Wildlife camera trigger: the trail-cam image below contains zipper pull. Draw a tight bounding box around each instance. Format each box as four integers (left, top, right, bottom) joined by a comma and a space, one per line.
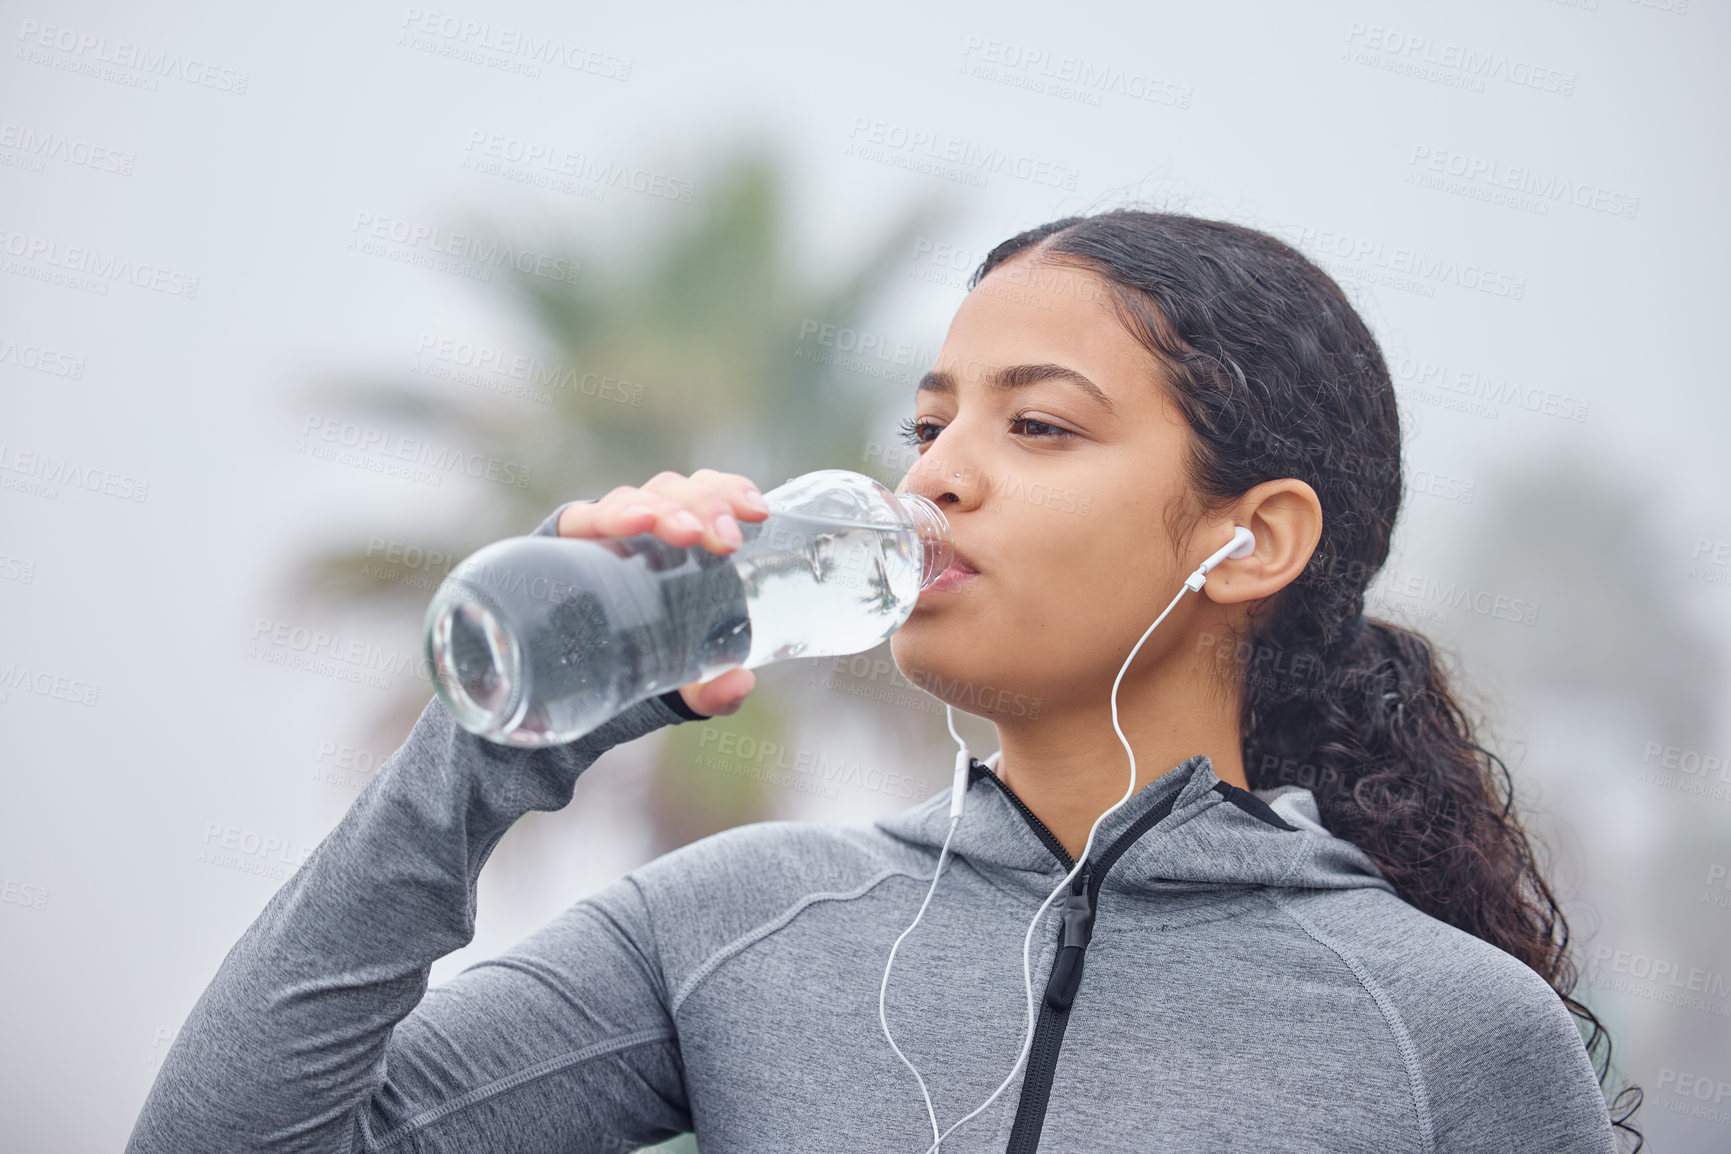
1043, 864, 1095, 1012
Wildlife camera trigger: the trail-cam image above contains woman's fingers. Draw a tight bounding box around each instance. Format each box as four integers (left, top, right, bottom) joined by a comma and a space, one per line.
548, 470, 765, 718
686, 468, 773, 521
677, 666, 756, 718
641, 470, 770, 552
554, 469, 770, 554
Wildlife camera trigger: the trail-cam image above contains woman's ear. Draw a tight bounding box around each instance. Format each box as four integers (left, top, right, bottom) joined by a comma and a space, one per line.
1201, 478, 1322, 605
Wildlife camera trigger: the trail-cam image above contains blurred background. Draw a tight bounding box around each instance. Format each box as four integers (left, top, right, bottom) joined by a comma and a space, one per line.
2, 0, 1727, 1150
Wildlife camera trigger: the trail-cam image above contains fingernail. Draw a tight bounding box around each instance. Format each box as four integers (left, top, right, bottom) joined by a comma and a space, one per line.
622, 504, 655, 519
672, 510, 704, 534
715, 512, 743, 546
743, 488, 769, 513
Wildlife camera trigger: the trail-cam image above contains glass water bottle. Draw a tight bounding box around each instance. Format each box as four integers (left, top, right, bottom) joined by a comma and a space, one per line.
423, 469, 953, 747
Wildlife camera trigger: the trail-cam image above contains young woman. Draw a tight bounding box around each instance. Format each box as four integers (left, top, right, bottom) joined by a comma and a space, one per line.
129, 211, 1641, 1152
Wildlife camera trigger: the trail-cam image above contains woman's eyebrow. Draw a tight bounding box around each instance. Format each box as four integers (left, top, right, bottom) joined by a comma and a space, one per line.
914, 363, 1117, 416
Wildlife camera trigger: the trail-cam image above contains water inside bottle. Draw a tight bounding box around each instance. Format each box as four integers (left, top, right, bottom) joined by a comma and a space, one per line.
732, 509, 927, 666
428, 509, 931, 746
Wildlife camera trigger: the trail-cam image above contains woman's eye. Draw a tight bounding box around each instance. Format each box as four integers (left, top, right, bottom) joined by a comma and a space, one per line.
895, 416, 939, 447
895, 414, 1074, 447
1009, 416, 1072, 440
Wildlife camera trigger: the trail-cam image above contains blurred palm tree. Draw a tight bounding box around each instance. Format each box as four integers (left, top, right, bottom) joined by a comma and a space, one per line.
292, 143, 945, 856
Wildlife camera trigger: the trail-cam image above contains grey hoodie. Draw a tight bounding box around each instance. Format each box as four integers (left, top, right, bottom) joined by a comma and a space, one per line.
127, 512, 1619, 1154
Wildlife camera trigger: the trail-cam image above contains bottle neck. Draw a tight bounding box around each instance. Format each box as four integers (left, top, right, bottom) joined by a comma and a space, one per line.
897, 492, 954, 589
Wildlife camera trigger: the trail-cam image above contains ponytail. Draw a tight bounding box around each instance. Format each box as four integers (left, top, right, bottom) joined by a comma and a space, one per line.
1244, 613, 1641, 1145
972, 210, 1643, 1148
1249, 616, 1523, 943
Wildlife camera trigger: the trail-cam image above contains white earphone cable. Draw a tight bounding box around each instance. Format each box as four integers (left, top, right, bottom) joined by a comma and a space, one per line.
913, 580, 1192, 1154
877, 817, 961, 1148
881, 526, 1251, 1152
877, 704, 974, 1147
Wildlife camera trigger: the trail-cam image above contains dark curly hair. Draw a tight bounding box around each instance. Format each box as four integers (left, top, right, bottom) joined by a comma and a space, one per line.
970, 210, 1643, 1149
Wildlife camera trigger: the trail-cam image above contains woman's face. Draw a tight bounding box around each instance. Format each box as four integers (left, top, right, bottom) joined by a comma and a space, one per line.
891, 256, 1217, 719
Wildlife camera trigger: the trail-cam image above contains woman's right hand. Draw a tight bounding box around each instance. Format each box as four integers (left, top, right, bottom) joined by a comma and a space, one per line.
553, 468, 771, 719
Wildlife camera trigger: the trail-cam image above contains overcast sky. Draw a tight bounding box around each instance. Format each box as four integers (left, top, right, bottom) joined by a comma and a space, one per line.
3, 1, 1728, 1149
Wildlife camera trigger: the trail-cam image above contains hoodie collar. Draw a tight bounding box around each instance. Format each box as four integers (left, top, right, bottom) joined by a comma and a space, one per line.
876, 752, 1394, 900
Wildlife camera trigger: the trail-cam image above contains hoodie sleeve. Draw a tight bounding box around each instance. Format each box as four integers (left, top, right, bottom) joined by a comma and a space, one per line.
126, 507, 707, 1153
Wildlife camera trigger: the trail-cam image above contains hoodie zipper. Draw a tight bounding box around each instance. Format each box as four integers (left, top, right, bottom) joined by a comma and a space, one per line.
973, 761, 1075, 872
975, 763, 1183, 1153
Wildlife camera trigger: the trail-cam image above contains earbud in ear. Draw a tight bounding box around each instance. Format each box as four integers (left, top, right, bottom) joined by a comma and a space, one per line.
1184, 526, 1257, 592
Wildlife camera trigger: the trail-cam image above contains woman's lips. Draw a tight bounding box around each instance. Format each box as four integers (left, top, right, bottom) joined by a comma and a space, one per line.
920, 541, 979, 596
925, 563, 978, 594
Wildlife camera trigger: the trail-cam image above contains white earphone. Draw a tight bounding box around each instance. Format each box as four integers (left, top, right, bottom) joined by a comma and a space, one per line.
1189, 524, 1257, 589
879, 524, 1257, 1152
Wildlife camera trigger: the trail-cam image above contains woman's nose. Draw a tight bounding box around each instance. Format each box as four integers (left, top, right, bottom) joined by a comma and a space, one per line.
898, 449, 982, 508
